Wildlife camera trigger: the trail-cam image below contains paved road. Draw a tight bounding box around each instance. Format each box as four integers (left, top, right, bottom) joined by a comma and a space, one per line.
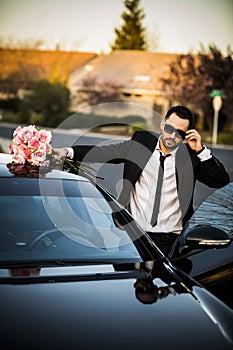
1, 124, 233, 208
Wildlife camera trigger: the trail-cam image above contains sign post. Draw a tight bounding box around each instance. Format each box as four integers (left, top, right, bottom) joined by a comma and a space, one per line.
210, 90, 225, 145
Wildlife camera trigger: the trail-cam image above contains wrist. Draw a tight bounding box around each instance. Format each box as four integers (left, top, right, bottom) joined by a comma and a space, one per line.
195, 145, 205, 154
65, 147, 74, 159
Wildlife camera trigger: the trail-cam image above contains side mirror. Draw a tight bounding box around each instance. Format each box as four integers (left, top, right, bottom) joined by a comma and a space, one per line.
179, 225, 232, 254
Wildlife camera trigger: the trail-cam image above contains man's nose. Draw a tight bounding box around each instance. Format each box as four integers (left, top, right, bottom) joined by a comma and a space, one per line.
170, 131, 176, 139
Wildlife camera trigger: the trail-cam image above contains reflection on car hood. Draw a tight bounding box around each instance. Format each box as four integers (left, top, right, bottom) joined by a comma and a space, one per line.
0, 264, 233, 350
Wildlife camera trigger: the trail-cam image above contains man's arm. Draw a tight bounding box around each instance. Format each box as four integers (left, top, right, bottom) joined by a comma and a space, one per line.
185, 129, 230, 188
195, 151, 230, 188
54, 138, 132, 164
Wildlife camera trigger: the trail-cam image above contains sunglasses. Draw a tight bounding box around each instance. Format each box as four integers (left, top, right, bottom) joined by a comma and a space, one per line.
164, 123, 187, 140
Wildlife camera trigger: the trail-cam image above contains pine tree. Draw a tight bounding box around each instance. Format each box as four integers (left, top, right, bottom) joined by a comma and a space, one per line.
111, 0, 147, 50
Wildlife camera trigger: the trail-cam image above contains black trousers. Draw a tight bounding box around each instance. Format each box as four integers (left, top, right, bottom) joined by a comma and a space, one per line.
146, 232, 179, 255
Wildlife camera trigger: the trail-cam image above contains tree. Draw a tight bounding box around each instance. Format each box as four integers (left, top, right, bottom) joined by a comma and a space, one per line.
111, 0, 147, 50
76, 76, 123, 110
160, 45, 233, 131
0, 36, 44, 50
26, 80, 70, 125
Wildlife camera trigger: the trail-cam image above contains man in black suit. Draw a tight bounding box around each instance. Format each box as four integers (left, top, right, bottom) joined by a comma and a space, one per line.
54, 105, 230, 253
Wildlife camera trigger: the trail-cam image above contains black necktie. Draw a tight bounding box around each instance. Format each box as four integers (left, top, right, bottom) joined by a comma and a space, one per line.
150, 153, 171, 227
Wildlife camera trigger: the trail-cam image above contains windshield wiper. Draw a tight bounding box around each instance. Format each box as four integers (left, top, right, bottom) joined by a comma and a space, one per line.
0, 269, 149, 285
0, 256, 148, 268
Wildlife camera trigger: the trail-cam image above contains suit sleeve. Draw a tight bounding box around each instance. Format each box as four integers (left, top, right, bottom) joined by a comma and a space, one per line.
71, 138, 132, 164
195, 155, 230, 188
71, 130, 156, 166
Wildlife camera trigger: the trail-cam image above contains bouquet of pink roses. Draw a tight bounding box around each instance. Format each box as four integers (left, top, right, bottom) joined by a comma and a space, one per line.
8, 125, 52, 166
8, 125, 102, 179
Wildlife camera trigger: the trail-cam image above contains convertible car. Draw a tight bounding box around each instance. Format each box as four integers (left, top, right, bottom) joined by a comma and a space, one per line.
0, 153, 233, 350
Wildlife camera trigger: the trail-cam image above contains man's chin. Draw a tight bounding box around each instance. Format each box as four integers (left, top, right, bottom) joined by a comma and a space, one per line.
163, 139, 177, 151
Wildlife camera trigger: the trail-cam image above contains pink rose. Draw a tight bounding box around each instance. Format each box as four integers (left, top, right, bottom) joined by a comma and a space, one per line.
14, 134, 24, 146
18, 144, 31, 160
28, 137, 41, 149
21, 128, 34, 142
8, 143, 14, 154
41, 141, 52, 153
28, 125, 39, 138
13, 126, 22, 137
12, 144, 19, 154
20, 125, 38, 142
39, 129, 52, 143
46, 144, 52, 154
12, 154, 26, 164
38, 143, 47, 153
31, 148, 47, 166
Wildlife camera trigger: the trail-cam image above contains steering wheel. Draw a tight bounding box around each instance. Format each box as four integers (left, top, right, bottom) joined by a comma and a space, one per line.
27, 226, 83, 251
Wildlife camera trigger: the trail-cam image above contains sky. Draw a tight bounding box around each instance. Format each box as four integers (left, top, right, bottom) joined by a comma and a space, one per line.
0, 0, 232, 54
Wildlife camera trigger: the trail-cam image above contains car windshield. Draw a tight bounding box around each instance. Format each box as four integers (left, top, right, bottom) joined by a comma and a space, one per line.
0, 176, 156, 265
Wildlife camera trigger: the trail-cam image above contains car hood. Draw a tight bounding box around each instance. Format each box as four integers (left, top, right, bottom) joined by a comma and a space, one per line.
0, 265, 233, 350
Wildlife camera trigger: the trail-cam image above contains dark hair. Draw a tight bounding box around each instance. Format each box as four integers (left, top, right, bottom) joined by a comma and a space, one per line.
165, 105, 194, 129
135, 287, 158, 304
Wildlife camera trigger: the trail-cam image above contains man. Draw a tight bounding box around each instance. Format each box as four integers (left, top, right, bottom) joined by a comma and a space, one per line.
55, 105, 230, 253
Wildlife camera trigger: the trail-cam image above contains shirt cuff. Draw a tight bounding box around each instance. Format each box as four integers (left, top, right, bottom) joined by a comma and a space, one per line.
196, 145, 212, 162
65, 147, 74, 159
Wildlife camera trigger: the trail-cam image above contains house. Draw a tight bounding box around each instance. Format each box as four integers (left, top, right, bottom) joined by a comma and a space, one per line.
69, 50, 179, 128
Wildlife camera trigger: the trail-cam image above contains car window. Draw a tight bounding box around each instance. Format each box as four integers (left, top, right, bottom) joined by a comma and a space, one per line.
189, 182, 233, 235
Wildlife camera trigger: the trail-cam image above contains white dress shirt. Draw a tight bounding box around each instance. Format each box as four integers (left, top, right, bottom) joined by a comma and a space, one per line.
130, 140, 212, 234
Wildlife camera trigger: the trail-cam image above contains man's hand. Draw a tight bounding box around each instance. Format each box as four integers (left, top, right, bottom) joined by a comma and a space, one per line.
185, 129, 203, 153
53, 148, 69, 160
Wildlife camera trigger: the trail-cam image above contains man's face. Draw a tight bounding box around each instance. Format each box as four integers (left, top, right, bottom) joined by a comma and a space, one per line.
160, 113, 189, 151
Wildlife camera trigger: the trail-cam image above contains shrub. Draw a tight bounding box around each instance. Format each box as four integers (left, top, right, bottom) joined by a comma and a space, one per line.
2, 112, 27, 124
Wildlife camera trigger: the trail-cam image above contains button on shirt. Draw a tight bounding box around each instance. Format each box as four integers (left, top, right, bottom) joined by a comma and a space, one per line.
129, 140, 212, 234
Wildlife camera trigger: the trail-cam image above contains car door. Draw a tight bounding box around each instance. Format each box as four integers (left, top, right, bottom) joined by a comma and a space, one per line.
169, 182, 233, 285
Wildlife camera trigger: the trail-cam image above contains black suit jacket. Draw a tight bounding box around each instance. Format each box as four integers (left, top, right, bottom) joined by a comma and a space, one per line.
72, 130, 230, 224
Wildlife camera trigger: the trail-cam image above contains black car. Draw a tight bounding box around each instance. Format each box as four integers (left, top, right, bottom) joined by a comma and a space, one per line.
0, 153, 233, 350
169, 182, 233, 284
